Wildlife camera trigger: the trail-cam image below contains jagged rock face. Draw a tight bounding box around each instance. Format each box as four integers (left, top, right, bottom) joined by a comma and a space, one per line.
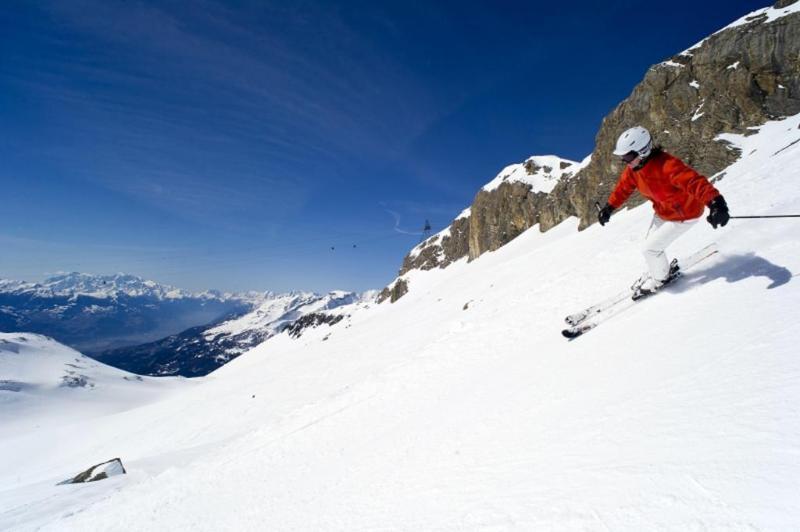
376, 278, 409, 304
284, 313, 345, 338
398, 217, 470, 275
547, 2, 800, 230
469, 183, 544, 259
379, 4, 800, 302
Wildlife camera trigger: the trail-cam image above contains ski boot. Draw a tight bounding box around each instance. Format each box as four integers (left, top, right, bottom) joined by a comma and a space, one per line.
631, 259, 681, 301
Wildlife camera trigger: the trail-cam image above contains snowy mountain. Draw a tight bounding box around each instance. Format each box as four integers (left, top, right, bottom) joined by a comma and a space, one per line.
1, 3, 799, 530
95, 290, 375, 377
0, 273, 258, 353
0, 333, 186, 436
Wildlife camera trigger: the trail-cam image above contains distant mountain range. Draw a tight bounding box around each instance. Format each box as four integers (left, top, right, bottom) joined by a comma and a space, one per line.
95, 290, 376, 377
0, 272, 260, 353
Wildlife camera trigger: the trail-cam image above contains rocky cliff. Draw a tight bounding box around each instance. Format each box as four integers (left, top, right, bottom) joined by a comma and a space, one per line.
379, 1, 800, 303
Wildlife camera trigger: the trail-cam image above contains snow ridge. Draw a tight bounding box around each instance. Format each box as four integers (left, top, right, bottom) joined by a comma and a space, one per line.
482, 155, 582, 194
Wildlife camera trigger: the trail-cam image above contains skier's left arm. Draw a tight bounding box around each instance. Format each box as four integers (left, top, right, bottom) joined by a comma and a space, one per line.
666, 157, 729, 227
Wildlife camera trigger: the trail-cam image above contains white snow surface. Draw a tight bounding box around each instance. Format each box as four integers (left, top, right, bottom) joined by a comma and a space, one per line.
482, 155, 581, 194
2, 115, 800, 529
0, 334, 186, 436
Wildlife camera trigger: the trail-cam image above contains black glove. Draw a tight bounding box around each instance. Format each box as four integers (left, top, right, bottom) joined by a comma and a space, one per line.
706, 195, 729, 229
598, 203, 615, 226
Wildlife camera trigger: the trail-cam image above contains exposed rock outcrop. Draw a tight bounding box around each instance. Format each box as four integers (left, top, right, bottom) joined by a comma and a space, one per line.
380, 2, 800, 302
58, 458, 126, 485
469, 182, 547, 259
398, 215, 471, 275
283, 313, 345, 338
376, 277, 409, 304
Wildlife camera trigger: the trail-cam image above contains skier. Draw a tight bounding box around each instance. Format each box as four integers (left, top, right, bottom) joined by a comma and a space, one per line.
597, 126, 730, 298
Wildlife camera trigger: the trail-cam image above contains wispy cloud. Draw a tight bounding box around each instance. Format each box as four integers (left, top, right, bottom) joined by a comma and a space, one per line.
382, 209, 423, 236
6, 1, 463, 228
379, 198, 464, 236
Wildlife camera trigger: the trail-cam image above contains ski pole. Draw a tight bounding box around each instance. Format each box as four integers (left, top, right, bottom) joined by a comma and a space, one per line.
730, 215, 800, 219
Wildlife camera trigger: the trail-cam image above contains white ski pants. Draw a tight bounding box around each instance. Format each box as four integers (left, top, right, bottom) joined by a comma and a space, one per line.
642, 215, 699, 281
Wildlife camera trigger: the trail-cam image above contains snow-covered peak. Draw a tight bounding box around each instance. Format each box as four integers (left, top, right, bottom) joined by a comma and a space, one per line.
482, 155, 583, 193
42, 272, 185, 299
0, 272, 191, 300
0, 272, 253, 303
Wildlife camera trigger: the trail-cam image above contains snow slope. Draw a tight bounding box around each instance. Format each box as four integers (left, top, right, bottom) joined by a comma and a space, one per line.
1, 114, 799, 530
0, 333, 187, 436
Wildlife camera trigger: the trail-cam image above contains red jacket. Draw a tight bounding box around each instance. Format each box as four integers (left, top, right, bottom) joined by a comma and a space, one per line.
608, 150, 720, 221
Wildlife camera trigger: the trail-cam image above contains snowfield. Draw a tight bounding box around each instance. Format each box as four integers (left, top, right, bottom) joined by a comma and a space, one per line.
0, 333, 187, 436
0, 111, 798, 530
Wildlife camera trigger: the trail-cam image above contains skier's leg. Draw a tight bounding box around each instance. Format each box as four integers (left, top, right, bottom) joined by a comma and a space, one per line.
641, 217, 699, 281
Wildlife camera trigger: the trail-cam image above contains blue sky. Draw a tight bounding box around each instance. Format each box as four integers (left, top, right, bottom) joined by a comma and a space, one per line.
0, 0, 766, 293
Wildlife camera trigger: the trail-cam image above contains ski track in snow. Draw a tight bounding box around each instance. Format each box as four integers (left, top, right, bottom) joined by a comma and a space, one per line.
1, 115, 800, 530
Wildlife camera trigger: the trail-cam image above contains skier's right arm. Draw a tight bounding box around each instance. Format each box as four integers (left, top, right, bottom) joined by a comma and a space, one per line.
599, 168, 636, 226
607, 167, 637, 210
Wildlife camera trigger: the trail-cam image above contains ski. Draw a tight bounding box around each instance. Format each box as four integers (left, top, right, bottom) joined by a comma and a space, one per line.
564, 242, 718, 326
564, 286, 633, 327
561, 243, 719, 339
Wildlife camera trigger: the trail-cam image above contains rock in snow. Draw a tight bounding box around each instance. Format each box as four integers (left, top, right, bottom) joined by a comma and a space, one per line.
58, 458, 126, 485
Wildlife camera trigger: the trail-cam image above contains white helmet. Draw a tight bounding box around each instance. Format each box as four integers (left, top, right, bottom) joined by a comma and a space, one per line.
613, 126, 653, 159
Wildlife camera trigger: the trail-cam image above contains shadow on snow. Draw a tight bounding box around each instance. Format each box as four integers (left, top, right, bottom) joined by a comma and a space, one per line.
674, 252, 793, 292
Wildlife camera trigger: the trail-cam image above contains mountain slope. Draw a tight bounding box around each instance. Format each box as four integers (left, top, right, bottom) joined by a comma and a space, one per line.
1, 111, 798, 530
95, 291, 371, 377
0, 273, 256, 353
0, 333, 186, 436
